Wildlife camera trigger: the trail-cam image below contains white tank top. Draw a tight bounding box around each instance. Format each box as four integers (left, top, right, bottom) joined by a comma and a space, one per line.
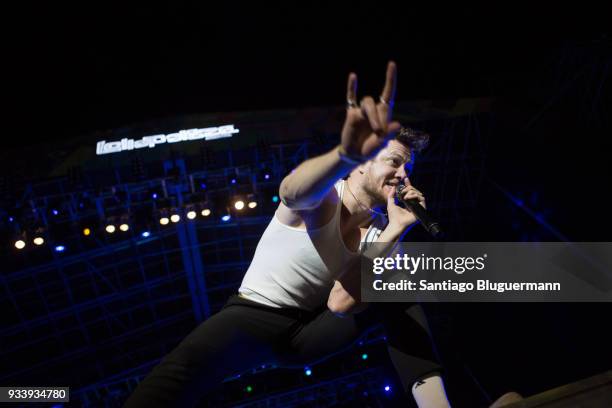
238, 180, 386, 311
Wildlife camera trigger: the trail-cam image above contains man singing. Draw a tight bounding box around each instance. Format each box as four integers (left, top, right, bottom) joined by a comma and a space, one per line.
125, 61, 453, 408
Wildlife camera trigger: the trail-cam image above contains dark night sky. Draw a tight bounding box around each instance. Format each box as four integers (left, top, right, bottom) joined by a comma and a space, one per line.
4, 3, 609, 147
3, 3, 612, 241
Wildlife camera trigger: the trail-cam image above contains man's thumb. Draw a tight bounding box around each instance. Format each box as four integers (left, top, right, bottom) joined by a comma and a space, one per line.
387, 189, 396, 208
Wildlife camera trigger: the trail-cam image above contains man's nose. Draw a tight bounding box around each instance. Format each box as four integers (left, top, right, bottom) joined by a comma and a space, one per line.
395, 167, 410, 185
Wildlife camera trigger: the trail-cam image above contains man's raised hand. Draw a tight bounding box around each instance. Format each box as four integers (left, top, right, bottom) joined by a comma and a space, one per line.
340, 61, 402, 161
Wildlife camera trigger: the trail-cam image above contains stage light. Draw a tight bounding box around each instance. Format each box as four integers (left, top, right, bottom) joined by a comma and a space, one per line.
245, 385, 253, 393
187, 210, 197, 220
14, 240, 26, 250
231, 178, 237, 184
105, 225, 116, 234
361, 353, 368, 360
201, 209, 211, 217
259, 166, 272, 181
221, 215, 231, 222
33, 237, 45, 246
159, 217, 169, 225
119, 224, 129, 232
272, 195, 279, 203
8, 216, 14, 222
141, 231, 151, 238
152, 193, 158, 199
55, 245, 65, 252
170, 214, 180, 223
384, 385, 391, 392
248, 201, 257, 209
304, 367, 312, 376
234, 200, 245, 210
83, 228, 91, 236
52, 209, 59, 216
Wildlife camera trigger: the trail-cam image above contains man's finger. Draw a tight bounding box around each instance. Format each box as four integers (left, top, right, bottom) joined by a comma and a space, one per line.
360, 96, 384, 135
380, 61, 397, 110
346, 72, 358, 106
402, 190, 424, 201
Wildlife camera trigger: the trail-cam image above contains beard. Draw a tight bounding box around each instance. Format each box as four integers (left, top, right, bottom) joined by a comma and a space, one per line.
362, 175, 388, 206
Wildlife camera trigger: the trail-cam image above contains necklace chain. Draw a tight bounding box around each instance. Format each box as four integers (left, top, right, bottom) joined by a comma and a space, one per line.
345, 181, 386, 217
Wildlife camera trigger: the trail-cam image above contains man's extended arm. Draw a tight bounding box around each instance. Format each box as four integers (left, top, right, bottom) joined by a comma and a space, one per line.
279, 146, 355, 210
279, 62, 400, 210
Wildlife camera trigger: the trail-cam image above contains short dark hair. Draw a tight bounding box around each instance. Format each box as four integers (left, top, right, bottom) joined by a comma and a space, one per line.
395, 126, 429, 154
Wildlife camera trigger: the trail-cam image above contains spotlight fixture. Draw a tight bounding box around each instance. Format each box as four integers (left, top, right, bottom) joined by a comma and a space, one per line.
234, 200, 245, 210
14, 240, 26, 250
201, 209, 211, 217
170, 214, 180, 223
119, 223, 129, 232
33, 237, 45, 246
159, 217, 169, 225
105, 224, 116, 234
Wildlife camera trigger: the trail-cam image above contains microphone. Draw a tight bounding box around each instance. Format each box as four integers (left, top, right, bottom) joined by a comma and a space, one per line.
396, 184, 443, 238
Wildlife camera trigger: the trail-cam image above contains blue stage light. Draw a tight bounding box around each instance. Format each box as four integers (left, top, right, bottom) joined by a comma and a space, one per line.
52, 209, 59, 216
152, 193, 158, 199
141, 231, 151, 238
221, 215, 231, 222
304, 368, 312, 376
55, 245, 65, 252
272, 195, 279, 203
384, 385, 391, 392
361, 353, 368, 360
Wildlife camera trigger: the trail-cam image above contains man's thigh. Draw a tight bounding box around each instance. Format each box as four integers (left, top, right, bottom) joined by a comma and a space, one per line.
125, 300, 297, 407
285, 303, 431, 366
286, 308, 377, 365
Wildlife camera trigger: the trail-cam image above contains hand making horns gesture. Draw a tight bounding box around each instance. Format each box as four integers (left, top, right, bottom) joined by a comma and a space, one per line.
340, 61, 402, 161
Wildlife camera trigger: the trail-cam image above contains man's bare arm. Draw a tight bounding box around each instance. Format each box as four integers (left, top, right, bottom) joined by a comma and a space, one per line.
279, 147, 354, 210
327, 184, 427, 316
327, 226, 404, 315
279, 62, 401, 210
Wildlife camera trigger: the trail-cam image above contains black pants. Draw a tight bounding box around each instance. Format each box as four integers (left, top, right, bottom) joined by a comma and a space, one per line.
124, 294, 441, 407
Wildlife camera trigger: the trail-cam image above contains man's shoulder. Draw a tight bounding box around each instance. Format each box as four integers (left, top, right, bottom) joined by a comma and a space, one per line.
275, 181, 342, 229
